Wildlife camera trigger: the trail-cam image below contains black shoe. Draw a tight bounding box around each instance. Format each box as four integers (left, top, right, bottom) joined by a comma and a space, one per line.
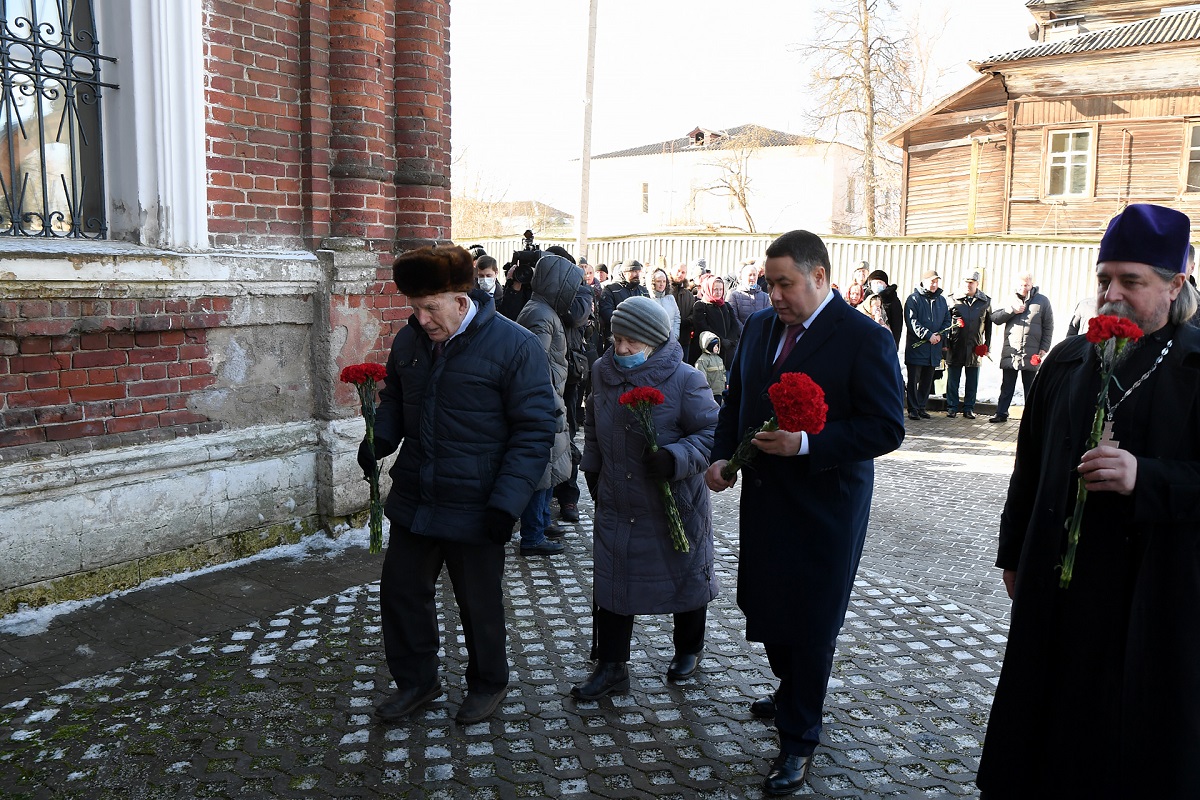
570, 661, 630, 700
544, 523, 567, 539
918, 410, 931, 419
455, 686, 508, 725
375, 681, 441, 722
750, 692, 776, 718
963, 411, 976, 419
946, 411, 957, 418
520, 539, 565, 556
763, 753, 811, 796
666, 651, 700, 681
559, 503, 579, 523
907, 412, 920, 421
989, 414, 1008, 423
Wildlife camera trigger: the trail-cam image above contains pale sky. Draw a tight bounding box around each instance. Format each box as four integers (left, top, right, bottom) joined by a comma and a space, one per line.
448, 0, 1037, 210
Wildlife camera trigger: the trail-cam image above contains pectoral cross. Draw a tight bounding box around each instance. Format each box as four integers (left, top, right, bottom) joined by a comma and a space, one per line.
1099, 419, 1119, 449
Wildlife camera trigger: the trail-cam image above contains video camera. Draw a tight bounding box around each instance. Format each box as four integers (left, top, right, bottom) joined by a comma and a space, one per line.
506, 229, 541, 285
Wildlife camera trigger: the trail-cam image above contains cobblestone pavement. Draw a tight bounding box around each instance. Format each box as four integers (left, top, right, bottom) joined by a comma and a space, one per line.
0, 414, 1021, 799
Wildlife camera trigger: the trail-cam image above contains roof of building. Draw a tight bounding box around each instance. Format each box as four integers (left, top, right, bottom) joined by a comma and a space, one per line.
592, 124, 820, 160
490, 200, 573, 219
974, 8, 1200, 66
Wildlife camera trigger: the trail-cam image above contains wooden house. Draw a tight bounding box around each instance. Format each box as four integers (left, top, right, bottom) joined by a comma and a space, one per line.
886, 1, 1200, 236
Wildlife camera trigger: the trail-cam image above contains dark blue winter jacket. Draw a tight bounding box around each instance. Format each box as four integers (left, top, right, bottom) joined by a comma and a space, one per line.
374, 291, 556, 542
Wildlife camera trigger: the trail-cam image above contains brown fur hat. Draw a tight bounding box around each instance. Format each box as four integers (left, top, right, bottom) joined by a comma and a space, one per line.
392, 245, 474, 297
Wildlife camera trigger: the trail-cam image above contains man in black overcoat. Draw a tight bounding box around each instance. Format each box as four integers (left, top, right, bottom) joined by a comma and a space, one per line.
977, 203, 1200, 799
705, 230, 905, 795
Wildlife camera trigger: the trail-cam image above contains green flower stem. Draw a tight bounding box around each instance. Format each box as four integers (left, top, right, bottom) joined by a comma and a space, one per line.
628, 403, 689, 554
1059, 336, 1131, 589
720, 417, 778, 481
358, 379, 385, 555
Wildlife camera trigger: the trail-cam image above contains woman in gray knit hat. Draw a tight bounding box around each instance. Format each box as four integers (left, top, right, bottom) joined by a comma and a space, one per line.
573, 296, 720, 700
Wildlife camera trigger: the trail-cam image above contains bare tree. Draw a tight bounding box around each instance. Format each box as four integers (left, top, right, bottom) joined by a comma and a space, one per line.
695, 126, 785, 234
450, 157, 512, 239
795, 0, 939, 236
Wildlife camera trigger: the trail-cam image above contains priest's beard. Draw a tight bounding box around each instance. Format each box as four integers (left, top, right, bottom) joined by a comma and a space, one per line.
1099, 298, 1169, 334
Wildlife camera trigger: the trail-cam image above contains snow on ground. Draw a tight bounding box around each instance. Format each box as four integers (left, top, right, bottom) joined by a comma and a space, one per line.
0, 522, 388, 638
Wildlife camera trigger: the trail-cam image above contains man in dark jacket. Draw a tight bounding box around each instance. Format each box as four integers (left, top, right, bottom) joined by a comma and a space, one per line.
903, 270, 952, 420
865, 269, 903, 348
670, 261, 698, 354
361, 244, 556, 726
989, 272, 1054, 423
944, 270, 992, 419
598, 260, 649, 347
705, 230, 905, 796
977, 203, 1200, 798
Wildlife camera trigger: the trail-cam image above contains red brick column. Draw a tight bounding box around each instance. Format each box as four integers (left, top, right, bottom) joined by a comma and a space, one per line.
393, 0, 451, 253
327, 0, 394, 245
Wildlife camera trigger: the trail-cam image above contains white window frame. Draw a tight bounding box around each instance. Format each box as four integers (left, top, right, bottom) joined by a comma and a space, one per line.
96, 0, 207, 250
1184, 121, 1200, 194
1044, 127, 1094, 199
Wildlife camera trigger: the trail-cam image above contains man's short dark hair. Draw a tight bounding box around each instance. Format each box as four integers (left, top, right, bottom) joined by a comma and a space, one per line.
765, 230, 830, 276
476, 255, 498, 271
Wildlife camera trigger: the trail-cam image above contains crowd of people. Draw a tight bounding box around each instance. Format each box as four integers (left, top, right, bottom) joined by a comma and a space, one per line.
358, 207, 1200, 797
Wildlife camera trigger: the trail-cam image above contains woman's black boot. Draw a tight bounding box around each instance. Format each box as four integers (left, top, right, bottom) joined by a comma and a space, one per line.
570, 661, 630, 700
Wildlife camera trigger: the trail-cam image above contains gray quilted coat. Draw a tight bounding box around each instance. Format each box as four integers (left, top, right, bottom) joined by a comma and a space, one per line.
517, 254, 583, 490
582, 339, 720, 615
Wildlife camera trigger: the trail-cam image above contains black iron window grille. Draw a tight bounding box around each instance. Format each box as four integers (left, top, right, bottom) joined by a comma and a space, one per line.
1, 0, 115, 238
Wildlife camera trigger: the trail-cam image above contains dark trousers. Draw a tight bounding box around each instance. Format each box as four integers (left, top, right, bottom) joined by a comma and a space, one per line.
945, 364, 979, 413
593, 605, 707, 662
906, 364, 936, 413
995, 368, 1035, 417
764, 638, 838, 757
380, 525, 509, 694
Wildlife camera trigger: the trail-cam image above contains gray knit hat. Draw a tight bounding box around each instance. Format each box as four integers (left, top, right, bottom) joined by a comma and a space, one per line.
610, 296, 670, 347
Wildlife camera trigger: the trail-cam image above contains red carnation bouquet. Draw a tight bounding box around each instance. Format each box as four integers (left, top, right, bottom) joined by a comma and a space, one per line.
341, 362, 388, 554
1059, 314, 1143, 588
721, 372, 828, 481
974, 344, 990, 359
619, 387, 688, 553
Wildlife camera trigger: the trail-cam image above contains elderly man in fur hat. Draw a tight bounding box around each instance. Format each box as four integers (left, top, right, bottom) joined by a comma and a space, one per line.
359, 244, 557, 726
977, 204, 1200, 798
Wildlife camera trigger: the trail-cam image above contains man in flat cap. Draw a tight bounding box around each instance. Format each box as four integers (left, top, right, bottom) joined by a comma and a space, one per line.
903, 269, 951, 420
977, 204, 1200, 798
360, 244, 556, 725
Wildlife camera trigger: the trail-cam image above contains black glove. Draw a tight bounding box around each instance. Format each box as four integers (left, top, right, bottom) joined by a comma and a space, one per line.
642, 448, 675, 482
584, 471, 599, 498
357, 437, 395, 480
483, 508, 516, 545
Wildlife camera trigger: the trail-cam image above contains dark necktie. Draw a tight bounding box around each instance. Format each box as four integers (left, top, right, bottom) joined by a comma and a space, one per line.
432, 341, 445, 360
774, 323, 805, 366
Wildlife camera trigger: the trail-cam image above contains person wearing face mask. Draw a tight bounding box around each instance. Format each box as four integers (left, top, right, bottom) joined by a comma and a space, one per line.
864, 270, 903, 348
573, 296, 720, 700
474, 255, 504, 308
689, 274, 739, 370
648, 267, 681, 340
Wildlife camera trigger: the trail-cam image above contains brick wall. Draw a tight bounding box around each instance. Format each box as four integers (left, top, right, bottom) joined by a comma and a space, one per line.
0, 298, 224, 451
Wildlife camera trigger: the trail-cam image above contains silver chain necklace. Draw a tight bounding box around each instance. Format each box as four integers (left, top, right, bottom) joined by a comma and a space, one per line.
1104, 338, 1173, 421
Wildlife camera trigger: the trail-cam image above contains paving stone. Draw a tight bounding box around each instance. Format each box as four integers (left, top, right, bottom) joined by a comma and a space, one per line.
0, 417, 1019, 798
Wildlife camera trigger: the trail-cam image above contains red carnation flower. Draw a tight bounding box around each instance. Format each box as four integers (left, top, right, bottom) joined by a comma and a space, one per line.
768, 372, 828, 435
974, 344, 989, 357
955, 317, 965, 328
1029, 354, 1042, 366
619, 386, 665, 407
340, 363, 387, 385
1085, 314, 1143, 345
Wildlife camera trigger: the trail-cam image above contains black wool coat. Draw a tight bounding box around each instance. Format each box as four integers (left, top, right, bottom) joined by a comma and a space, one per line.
977, 325, 1200, 799
712, 295, 905, 643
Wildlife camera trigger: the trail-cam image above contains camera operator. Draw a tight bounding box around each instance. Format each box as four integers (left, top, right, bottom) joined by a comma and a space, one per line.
498, 230, 540, 321
598, 260, 649, 352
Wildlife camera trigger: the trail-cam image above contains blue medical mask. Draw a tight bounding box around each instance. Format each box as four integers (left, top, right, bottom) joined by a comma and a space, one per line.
613, 350, 648, 369
870, 281, 886, 294
477, 276, 496, 292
